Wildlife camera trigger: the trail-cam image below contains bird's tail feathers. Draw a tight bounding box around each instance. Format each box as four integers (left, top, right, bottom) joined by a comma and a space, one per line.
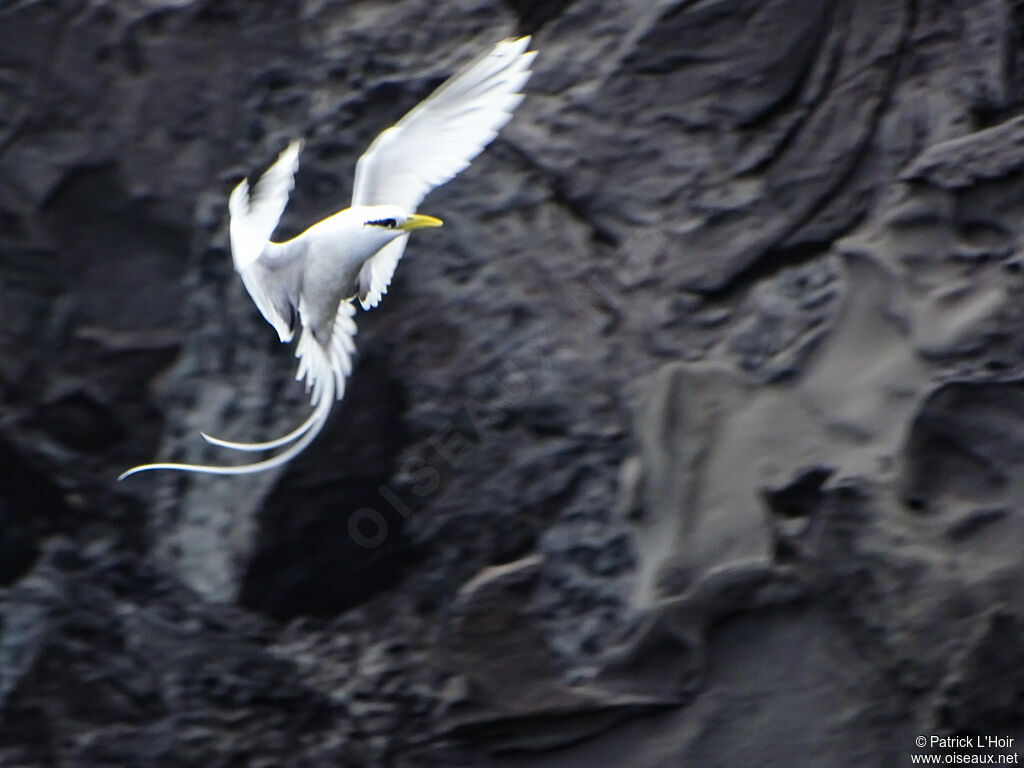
200, 400, 324, 452
198, 301, 354, 453
117, 385, 333, 479
294, 300, 356, 406
118, 300, 357, 479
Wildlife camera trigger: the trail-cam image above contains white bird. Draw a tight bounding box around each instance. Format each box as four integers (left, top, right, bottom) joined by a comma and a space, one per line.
120, 36, 536, 479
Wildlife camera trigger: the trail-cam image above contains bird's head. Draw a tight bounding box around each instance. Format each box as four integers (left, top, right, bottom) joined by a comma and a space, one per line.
362, 205, 443, 235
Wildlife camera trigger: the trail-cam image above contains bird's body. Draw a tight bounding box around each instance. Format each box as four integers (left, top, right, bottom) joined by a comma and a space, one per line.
121, 36, 536, 479
288, 205, 413, 343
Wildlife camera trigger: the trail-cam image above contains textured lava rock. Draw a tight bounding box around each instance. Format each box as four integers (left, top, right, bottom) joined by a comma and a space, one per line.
5, 0, 1024, 765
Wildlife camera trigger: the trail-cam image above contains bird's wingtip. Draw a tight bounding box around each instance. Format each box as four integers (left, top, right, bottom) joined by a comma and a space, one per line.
228, 177, 250, 214
502, 35, 532, 54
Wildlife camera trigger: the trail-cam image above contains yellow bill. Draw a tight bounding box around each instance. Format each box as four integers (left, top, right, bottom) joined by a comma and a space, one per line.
400, 214, 444, 230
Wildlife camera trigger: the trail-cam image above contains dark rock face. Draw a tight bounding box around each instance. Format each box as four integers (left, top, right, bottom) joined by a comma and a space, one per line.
4, 0, 1024, 765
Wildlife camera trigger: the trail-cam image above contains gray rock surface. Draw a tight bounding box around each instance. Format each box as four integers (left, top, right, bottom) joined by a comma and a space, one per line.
4, 0, 1024, 765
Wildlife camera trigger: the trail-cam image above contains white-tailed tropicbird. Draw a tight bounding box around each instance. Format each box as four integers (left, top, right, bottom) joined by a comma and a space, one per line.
120, 36, 536, 478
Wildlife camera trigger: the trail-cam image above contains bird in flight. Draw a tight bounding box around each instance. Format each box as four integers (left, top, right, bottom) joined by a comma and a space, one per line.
120, 36, 536, 479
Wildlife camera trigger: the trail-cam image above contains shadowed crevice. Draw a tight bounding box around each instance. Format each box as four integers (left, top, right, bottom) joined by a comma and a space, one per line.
239, 354, 416, 619
0, 438, 73, 586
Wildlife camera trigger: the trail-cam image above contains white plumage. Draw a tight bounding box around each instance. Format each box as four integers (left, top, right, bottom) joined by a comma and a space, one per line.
354, 36, 534, 310
120, 36, 536, 478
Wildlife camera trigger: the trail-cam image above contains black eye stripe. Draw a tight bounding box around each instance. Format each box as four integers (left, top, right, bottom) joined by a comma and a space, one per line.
367, 218, 398, 229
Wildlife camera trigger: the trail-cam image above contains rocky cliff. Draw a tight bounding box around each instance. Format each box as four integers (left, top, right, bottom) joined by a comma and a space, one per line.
4, 1, 1024, 765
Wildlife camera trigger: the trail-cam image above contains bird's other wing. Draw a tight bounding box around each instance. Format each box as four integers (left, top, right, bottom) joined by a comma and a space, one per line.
229, 139, 304, 341
355, 234, 408, 310
352, 36, 536, 309
236, 239, 305, 344
230, 139, 303, 268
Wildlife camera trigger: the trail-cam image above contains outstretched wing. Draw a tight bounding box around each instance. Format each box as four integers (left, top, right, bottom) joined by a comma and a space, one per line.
352, 36, 536, 309
229, 139, 304, 341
